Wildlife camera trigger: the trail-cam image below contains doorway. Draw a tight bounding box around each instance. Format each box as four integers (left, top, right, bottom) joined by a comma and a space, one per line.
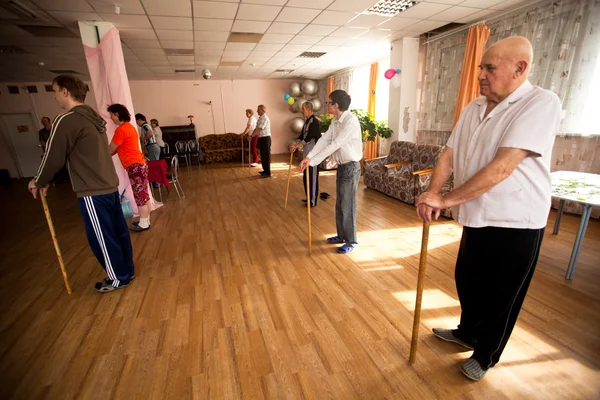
0, 113, 42, 178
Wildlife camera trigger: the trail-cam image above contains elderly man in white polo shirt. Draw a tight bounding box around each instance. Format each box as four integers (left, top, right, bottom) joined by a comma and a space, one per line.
252, 104, 272, 177
416, 36, 562, 381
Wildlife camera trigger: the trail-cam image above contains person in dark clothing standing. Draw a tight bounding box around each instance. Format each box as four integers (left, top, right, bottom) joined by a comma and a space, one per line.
252, 104, 271, 178
38, 116, 52, 153
28, 75, 134, 293
289, 101, 322, 206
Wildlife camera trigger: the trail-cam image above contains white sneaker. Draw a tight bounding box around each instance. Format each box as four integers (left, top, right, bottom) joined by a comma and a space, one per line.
250, 163, 258, 167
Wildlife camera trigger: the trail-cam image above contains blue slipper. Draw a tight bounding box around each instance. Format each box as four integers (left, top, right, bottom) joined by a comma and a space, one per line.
327, 236, 344, 244
336, 244, 355, 254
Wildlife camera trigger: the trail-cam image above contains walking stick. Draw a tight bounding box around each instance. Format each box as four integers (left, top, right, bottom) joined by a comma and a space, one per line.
284, 150, 294, 208
409, 220, 430, 365
305, 167, 312, 255
40, 193, 72, 294
241, 136, 244, 168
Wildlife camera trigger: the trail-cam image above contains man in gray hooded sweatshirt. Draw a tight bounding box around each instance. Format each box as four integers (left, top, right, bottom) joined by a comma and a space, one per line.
28, 75, 135, 293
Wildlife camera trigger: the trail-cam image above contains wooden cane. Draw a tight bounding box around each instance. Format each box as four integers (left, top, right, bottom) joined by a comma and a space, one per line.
284, 150, 294, 209
409, 220, 430, 365
40, 193, 72, 294
241, 136, 244, 168
305, 166, 312, 255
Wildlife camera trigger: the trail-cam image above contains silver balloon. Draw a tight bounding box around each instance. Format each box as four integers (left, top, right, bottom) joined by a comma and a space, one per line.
290, 117, 305, 134
289, 82, 302, 97
201, 68, 211, 79
310, 98, 322, 112
294, 98, 307, 113
301, 79, 318, 95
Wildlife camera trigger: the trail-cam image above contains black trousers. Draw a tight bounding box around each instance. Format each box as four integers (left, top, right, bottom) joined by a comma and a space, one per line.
453, 226, 545, 369
303, 165, 319, 206
258, 136, 271, 175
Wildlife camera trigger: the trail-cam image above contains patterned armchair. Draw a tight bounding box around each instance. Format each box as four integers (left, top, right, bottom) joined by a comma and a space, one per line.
364, 141, 453, 217
199, 133, 246, 164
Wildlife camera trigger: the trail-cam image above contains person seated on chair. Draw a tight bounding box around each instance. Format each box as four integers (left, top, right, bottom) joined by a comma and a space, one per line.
108, 104, 153, 232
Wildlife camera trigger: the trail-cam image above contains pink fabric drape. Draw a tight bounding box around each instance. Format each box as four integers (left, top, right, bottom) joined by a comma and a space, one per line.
83, 27, 161, 214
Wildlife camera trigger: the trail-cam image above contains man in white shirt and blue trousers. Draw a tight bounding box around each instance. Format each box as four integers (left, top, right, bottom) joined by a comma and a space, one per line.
300, 90, 363, 254
416, 36, 562, 381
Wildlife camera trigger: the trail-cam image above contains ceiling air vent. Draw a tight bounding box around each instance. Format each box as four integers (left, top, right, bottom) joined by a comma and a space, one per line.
17, 25, 78, 37
0, 45, 28, 54
44, 84, 53, 92
299, 51, 326, 59
275, 69, 294, 73
7, 85, 20, 94
26, 85, 38, 93
0, 1, 56, 25
164, 48, 194, 56
367, 0, 417, 17
228, 32, 263, 43
48, 69, 81, 74
175, 69, 195, 73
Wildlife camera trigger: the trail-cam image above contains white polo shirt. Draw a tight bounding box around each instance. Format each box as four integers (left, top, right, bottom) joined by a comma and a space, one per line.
308, 110, 362, 166
448, 80, 562, 229
255, 114, 271, 137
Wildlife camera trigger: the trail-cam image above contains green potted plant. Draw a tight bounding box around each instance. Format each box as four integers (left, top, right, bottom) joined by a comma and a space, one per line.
318, 110, 393, 143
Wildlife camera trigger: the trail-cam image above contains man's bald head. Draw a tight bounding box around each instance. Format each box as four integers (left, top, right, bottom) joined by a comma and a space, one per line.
478, 36, 533, 104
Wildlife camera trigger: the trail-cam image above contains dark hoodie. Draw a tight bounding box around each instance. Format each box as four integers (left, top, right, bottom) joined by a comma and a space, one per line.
34, 104, 119, 197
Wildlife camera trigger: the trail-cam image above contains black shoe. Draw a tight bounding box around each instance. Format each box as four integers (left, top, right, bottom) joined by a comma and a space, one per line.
259, 171, 267, 175
304, 203, 316, 208
130, 224, 150, 232
132, 221, 150, 227
301, 199, 308, 203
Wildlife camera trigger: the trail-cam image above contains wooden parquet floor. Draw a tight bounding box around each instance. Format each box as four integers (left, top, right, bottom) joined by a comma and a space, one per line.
1, 155, 599, 399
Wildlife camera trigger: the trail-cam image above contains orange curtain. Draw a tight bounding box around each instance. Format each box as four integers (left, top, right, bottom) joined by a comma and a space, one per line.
452, 24, 490, 127
364, 62, 378, 159
326, 76, 334, 116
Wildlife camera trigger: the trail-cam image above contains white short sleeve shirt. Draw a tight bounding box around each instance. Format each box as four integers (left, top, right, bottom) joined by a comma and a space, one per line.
448, 80, 562, 229
255, 114, 271, 137
248, 116, 257, 131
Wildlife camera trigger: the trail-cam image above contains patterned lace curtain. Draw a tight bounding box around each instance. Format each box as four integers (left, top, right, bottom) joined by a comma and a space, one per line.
418, 0, 600, 135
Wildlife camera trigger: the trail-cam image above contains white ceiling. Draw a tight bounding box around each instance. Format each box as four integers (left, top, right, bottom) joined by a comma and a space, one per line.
0, 0, 531, 81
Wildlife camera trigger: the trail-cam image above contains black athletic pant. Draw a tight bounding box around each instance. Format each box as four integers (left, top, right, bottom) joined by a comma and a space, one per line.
453, 226, 545, 369
258, 136, 271, 175
303, 165, 319, 206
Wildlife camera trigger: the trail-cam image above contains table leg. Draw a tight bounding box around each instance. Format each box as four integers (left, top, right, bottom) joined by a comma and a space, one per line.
553, 199, 565, 235
565, 204, 593, 280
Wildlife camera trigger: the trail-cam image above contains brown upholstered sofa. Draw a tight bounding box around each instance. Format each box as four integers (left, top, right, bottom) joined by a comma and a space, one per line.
199, 133, 248, 164
363, 140, 453, 217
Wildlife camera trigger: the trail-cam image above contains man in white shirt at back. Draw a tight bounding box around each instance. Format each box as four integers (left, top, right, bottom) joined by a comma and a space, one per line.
252, 104, 271, 177
299, 90, 363, 254
416, 36, 562, 381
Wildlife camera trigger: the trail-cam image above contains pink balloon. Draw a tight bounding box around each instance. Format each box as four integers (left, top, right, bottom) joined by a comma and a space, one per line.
384, 68, 396, 79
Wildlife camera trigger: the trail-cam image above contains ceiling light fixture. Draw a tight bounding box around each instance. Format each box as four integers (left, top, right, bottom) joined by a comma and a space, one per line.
115, 5, 120, 15
367, 0, 418, 17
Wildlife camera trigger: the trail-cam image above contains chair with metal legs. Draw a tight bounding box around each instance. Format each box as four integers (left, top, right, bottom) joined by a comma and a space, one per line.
187, 139, 202, 168
168, 156, 185, 199
175, 140, 190, 169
